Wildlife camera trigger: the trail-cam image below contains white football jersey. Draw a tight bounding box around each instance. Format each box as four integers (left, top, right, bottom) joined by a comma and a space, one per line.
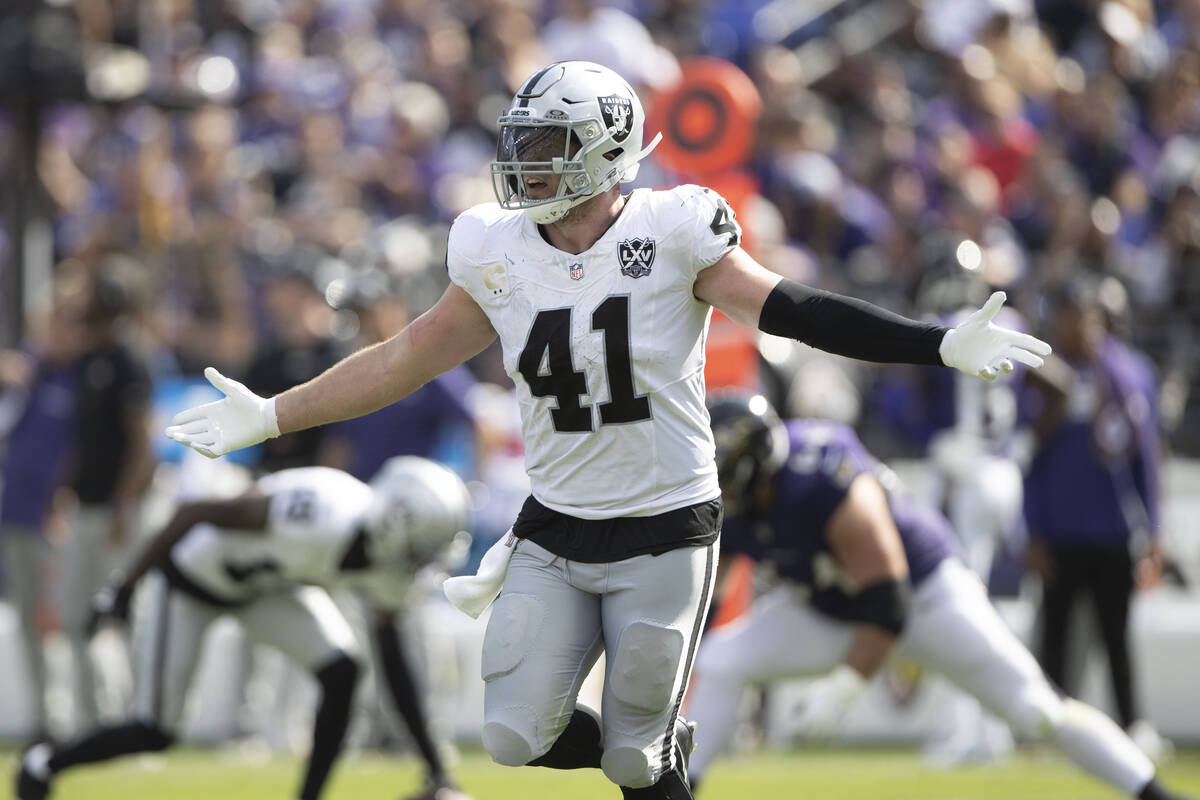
448, 184, 741, 518
169, 467, 411, 609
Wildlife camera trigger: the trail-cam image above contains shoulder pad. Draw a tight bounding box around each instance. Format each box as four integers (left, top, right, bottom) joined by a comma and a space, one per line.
449, 203, 519, 267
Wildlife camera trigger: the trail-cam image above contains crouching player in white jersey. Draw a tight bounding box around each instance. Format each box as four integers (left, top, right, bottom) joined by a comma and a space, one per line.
685, 393, 1189, 800
15, 457, 474, 800
160, 61, 1050, 799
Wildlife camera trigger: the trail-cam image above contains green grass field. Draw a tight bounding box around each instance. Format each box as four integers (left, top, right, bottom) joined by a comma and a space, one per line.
12, 747, 1200, 800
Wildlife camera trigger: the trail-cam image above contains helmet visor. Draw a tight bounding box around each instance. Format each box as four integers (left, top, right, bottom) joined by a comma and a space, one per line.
491, 118, 591, 211
497, 123, 569, 163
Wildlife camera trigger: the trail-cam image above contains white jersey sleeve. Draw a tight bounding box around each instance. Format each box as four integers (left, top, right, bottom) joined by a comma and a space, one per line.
667, 184, 742, 271
447, 203, 514, 303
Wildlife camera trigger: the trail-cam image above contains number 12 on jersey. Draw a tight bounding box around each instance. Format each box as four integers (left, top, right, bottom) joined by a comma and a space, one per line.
518, 295, 651, 433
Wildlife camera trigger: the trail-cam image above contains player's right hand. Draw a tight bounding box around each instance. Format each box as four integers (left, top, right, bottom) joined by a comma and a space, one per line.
86, 583, 133, 638
164, 367, 280, 458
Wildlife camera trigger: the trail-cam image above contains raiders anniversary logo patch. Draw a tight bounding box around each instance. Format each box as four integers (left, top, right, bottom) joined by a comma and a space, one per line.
618, 237, 655, 278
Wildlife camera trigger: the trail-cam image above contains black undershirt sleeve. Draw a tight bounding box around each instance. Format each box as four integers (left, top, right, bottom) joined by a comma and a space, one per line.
758, 280, 948, 366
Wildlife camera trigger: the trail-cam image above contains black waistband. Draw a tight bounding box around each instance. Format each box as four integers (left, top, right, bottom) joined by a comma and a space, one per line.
513, 495, 723, 563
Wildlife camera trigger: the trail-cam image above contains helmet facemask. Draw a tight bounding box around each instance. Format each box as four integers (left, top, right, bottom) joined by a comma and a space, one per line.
491, 117, 609, 224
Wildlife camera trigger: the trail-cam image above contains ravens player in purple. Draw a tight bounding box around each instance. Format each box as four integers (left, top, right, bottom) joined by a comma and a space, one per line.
685, 392, 1188, 800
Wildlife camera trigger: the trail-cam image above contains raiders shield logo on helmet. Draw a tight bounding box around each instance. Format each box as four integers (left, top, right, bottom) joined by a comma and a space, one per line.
618, 237, 655, 278
599, 94, 633, 143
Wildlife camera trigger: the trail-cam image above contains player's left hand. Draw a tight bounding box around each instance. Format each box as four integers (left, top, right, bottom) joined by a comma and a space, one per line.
791, 663, 866, 740
939, 292, 1051, 381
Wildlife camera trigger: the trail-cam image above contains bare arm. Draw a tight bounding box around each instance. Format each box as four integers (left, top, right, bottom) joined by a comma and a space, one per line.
826, 474, 910, 679
274, 282, 497, 434
692, 246, 782, 327
118, 493, 272, 590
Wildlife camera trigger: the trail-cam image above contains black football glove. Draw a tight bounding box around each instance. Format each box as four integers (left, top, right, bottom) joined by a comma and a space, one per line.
86, 581, 133, 638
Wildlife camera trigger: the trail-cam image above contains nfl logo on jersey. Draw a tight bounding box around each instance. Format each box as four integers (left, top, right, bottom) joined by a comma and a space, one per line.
569, 263, 585, 280
618, 237, 655, 278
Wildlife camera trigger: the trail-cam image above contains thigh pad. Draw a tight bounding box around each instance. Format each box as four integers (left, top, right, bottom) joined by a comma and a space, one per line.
482, 593, 547, 682
609, 621, 684, 712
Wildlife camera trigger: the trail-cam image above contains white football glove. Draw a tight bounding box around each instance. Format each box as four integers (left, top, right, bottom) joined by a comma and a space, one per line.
938, 291, 1051, 381
164, 367, 280, 458
791, 664, 866, 740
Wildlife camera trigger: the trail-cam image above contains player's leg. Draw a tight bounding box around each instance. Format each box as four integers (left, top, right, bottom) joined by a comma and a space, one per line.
597, 541, 719, 797
16, 574, 211, 800
481, 538, 604, 769
686, 584, 853, 790
1, 529, 51, 739
1036, 542, 1082, 695
55, 506, 111, 733
372, 611, 458, 789
1086, 545, 1138, 728
240, 587, 362, 800
902, 558, 1183, 799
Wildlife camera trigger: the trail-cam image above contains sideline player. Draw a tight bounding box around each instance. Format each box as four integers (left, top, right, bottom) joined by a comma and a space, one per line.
15, 457, 473, 800
162, 61, 1050, 799
685, 393, 1188, 800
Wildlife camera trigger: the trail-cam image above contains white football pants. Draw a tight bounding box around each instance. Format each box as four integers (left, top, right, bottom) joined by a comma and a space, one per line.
687, 558, 1155, 796
481, 537, 718, 789
131, 572, 359, 731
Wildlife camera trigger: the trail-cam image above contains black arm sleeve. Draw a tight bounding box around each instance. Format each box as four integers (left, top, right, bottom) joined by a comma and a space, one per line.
848, 577, 911, 636
758, 280, 948, 366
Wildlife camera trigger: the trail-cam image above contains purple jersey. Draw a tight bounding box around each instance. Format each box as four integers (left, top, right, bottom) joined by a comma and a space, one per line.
0, 355, 77, 528
722, 420, 958, 621
1023, 336, 1161, 546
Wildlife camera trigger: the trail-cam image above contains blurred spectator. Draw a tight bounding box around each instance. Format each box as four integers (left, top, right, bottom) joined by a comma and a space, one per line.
1023, 277, 1166, 758
317, 269, 477, 480
541, 0, 679, 90
59, 268, 154, 733
242, 267, 341, 472
0, 282, 85, 742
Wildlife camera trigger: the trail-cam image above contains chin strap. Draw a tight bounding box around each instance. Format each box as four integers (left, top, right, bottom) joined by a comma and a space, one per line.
527, 131, 665, 224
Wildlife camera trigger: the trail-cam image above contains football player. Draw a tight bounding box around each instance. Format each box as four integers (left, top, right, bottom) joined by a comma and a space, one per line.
15, 457, 473, 800
163, 61, 1049, 799
684, 393, 1188, 800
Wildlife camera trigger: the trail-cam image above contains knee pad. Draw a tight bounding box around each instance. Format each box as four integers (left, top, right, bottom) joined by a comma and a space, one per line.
1006, 682, 1064, 739
315, 653, 361, 697
481, 593, 545, 682
609, 622, 684, 714
602, 746, 654, 789
482, 711, 539, 767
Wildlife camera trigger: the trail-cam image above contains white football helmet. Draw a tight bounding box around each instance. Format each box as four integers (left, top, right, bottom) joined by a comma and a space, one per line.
366, 456, 471, 567
491, 61, 663, 224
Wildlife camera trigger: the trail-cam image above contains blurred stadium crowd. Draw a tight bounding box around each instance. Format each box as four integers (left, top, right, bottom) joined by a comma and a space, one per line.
1, 0, 1199, 753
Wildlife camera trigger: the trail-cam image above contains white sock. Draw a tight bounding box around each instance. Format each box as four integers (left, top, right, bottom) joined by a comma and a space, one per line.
1053, 699, 1155, 796
23, 742, 53, 781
